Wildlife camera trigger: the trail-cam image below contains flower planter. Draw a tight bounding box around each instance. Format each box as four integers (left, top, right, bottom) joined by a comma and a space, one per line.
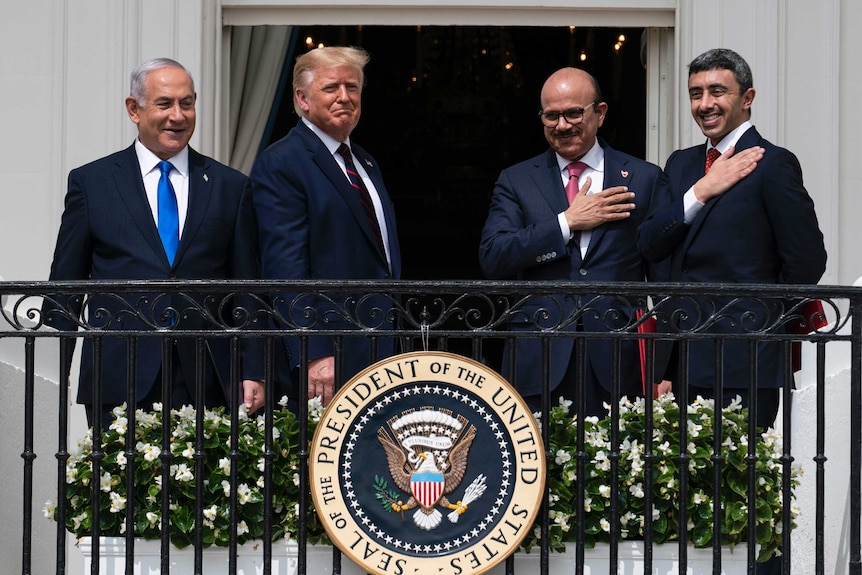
79, 537, 751, 575
78, 537, 364, 575
502, 541, 752, 575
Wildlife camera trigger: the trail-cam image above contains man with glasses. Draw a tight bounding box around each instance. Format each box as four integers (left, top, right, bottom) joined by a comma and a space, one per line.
479, 67, 664, 417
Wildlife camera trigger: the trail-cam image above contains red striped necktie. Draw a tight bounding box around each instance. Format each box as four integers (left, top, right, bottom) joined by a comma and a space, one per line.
337, 143, 386, 255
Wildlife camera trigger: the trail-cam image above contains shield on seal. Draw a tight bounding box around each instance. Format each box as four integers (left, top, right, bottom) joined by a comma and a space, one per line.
411, 471, 444, 508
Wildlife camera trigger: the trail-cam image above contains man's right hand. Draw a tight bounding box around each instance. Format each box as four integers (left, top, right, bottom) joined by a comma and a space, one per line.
564, 177, 636, 232
693, 145, 765, 203
308, 356, 335, 406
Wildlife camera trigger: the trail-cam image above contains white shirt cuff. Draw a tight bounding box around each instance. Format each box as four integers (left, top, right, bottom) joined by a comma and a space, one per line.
683, 186, 704, 224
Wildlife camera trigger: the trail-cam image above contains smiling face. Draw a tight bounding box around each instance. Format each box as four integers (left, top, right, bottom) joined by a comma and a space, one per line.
688, 67, 755, 146
125, 66, 196, 160
295, 64, 363, 142
540, 68, 606, 162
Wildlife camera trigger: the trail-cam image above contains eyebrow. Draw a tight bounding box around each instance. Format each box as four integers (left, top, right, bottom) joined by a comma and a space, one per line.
690, 82, 730, 91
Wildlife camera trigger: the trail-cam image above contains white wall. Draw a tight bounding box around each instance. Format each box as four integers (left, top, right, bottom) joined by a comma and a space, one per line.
0, 358, 61, 575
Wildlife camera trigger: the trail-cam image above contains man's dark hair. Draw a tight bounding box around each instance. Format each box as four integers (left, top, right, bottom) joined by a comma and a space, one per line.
688, 48, 753, 92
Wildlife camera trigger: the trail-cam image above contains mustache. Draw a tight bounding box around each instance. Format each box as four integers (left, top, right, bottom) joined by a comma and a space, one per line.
698, 108, 720, 118
552, 128, 579, 138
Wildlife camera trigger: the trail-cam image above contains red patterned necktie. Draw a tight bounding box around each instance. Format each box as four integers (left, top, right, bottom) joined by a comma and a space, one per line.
565, 161, 588, 245
336, 143, 386, 254
705, 148, 721, 174
565, 161, 588, 204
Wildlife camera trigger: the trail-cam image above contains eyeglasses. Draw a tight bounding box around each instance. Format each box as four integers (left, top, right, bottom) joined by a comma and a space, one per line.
539, 102, 597, 127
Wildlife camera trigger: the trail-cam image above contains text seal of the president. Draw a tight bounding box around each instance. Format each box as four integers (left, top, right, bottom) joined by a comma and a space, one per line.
310, 351, 546, 575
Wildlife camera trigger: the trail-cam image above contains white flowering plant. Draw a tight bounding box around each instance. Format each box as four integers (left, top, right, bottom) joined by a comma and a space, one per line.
522, 393, 799, 562
47, 394, 797, 561
46, 398, 329, 548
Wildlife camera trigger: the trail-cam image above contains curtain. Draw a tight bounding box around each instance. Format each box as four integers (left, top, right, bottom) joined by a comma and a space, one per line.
229, 25, 292, 175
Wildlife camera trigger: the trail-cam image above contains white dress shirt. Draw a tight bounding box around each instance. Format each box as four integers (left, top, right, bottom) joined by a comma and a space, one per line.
556, 140, 605, 259
135, 139, 190, 238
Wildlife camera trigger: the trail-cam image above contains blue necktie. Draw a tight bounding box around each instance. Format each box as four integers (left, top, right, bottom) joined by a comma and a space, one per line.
157, 160, 179, 265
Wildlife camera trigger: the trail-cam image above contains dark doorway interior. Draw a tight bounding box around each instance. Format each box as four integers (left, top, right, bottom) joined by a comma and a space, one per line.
267, 26, 648, 280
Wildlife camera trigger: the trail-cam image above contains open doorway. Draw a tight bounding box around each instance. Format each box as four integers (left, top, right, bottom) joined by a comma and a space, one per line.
265, 25, 648, 280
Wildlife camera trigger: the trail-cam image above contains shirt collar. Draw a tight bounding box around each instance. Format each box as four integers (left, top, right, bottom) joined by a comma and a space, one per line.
555, 139, 604, 173
708, 120, 753, 155
301, 117, 350, 155
135, 139, 189, 177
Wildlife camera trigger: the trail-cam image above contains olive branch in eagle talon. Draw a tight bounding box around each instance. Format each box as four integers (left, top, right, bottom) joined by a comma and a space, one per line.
376, 409, 479, 531
374, 475, 405, 517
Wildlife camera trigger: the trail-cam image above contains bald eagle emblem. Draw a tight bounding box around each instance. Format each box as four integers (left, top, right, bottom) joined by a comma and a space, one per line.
376, 407, 487, 531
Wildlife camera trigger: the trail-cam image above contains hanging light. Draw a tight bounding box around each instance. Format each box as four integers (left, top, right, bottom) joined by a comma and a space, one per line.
580, 50, 587, 62
618, 34, 626, 43
305, 36, 314, 48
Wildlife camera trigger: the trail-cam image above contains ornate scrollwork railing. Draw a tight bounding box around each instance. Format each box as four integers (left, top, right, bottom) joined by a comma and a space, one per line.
0, 280, 851, 341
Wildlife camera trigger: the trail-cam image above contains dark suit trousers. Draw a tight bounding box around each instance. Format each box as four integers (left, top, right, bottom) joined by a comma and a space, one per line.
522, 344, 611, 419
85, 346, 226, 430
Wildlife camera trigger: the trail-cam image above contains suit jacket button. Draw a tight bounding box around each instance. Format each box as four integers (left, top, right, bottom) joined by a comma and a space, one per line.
536, 256, 542, 263
579, 269, 588, 276
550, 251, 557, 258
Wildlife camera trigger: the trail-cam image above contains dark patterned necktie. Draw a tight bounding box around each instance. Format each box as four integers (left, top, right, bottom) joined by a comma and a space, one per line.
337, 143, 386, 254
705, 148, 721, 174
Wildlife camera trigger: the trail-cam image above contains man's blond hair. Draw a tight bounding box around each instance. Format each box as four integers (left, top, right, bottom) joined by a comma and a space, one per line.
292, 46, 370, 116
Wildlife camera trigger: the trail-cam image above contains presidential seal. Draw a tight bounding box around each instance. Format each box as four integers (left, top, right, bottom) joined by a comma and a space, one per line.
310, 351, 545, 575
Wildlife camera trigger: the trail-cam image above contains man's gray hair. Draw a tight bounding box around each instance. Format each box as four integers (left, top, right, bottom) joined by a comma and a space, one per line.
130, 58, 194, 105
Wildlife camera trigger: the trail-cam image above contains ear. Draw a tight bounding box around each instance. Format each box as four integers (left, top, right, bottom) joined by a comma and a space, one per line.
596, 101, 609, 127
295, 88, 310, 113
125, 97, 141, 125
742, 87, 756, 111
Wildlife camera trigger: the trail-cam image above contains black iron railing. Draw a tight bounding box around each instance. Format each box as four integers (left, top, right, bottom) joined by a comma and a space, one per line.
1, 280, 858, 575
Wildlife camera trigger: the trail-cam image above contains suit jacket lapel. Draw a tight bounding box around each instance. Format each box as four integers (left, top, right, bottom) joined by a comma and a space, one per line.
298, 123, 390, 267
532, 149, 581, 262
113, 144, 169, 265
175, 148, 212, 267
532, 149, 569, 214
682, 127, 762, 254
586, 145, 630, 259
352, 145, 400, 273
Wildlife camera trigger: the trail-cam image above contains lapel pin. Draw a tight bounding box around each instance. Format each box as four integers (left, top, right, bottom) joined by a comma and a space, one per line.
365, 159, 374, 168
203, 174, 209, 182
621, 170, 629, 178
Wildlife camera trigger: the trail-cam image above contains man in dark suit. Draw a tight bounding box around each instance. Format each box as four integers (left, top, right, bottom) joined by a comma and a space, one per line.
479, 67, 664, 417
250, 46, 401, 406
637, 48, 827, 429
45, 58, 265, 426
